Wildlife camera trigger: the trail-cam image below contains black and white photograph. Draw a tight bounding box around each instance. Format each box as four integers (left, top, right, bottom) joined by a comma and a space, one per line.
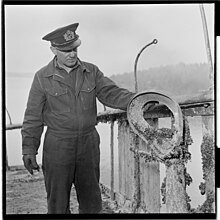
3, 3, 216, 218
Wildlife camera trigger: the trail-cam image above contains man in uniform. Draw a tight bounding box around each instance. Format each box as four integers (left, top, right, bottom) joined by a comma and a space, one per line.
21, 22, 135, 214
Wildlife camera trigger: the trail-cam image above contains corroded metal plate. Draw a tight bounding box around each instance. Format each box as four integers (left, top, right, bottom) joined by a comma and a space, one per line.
127, 91, 183, 159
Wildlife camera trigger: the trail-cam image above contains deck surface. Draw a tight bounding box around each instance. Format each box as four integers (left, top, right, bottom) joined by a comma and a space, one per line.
6, 167, 114, 214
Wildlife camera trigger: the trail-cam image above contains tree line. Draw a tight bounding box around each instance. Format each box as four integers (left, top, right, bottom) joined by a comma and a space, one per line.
110, 63, 211, 96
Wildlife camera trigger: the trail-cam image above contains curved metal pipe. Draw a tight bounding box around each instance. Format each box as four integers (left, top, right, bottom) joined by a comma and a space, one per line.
6, 107, 12, 125
134, 39, 158, 92
199, 4, 213, 83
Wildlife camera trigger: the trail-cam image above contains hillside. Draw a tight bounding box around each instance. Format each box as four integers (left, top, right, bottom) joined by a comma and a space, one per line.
6, 63, 212, 97
110, 63, 211, 96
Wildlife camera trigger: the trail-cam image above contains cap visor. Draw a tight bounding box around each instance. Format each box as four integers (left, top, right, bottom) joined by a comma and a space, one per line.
56, 38, 81, 51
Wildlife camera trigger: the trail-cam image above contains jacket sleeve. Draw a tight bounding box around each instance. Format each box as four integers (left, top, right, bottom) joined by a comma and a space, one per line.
21, 73, 46, 155
95, 67, 135, 111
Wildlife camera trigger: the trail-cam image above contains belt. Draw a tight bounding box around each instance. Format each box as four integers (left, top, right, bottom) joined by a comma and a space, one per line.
46, 126, 96, 138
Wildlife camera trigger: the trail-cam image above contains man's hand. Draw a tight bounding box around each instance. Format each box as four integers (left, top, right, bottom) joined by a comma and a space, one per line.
22, 154, 40, 175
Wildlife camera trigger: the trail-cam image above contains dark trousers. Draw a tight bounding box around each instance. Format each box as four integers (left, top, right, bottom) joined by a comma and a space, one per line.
42, 128, 102, 214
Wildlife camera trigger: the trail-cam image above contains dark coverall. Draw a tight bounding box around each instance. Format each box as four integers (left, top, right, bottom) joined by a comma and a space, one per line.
21, 57, 135, 214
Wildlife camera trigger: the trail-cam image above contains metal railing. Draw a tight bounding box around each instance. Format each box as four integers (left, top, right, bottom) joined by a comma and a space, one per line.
96, 89, 215, 213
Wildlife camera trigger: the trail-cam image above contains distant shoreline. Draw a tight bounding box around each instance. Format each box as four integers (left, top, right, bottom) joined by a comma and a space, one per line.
6, 72, 34, 78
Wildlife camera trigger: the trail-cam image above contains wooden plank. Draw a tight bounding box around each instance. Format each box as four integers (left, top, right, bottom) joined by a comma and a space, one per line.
118, 121, 135, 200
139, 118, 160, 213
110, 121, 115, 200
165, 117, 188, 213
200, 115, 215, 213
139, 157, 160, 213
165, 159, 188, 213
118, 122, 125, 195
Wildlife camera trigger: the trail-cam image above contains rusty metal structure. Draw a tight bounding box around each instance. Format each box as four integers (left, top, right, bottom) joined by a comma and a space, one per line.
5, 89, 215, 213
97, 89, 215, 213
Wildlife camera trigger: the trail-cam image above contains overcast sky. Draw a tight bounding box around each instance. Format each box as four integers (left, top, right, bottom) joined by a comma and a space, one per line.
5, 4, 214, 77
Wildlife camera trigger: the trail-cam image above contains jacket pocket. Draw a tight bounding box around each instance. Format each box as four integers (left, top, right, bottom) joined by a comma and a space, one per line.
46, 87, 70, 114
80, 83, 96, 110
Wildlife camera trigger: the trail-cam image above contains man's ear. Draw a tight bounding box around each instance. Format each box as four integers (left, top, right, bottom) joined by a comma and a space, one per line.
50, 46, 57, 55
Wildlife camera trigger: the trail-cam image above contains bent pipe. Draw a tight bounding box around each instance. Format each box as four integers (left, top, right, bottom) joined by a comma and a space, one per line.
127, 91, 183, 160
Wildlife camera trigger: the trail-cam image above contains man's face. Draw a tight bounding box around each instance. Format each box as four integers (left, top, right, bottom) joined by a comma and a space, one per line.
51, 47, 78, 68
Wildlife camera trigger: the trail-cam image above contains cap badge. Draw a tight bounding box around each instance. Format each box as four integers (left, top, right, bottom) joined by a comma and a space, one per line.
63, 30, 75, 41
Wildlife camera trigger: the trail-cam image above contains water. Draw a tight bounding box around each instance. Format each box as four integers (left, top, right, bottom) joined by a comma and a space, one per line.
5, 75, 207, 211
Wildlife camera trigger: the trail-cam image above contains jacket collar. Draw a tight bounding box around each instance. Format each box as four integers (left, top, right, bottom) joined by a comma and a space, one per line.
43, 57, 90, 78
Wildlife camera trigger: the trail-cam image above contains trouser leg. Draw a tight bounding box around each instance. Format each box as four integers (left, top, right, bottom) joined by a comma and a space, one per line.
42, 129, 102, 214
75, 129, 102, 213
42, 160, 74, 214
42, 133, 76, 214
